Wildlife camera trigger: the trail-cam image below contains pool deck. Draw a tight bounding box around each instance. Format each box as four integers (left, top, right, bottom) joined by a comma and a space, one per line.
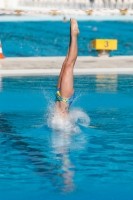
0, 15, 133, 22
0, 56, 133, 76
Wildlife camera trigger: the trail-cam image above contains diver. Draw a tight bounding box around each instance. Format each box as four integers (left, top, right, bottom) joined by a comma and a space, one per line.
62, 16, 67, 22
55, 18, 79, 118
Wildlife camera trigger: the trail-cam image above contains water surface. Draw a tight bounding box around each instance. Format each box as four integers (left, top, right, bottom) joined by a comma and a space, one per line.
0, 21, 133, 57
0, 75, 133, 200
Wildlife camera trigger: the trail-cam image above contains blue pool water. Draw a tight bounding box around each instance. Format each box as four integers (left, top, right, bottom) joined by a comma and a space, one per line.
0, 75, 133, 200
0, 21, 133, 57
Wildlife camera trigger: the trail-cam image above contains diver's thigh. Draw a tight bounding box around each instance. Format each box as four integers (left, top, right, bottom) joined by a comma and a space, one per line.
60, 67, 74, 98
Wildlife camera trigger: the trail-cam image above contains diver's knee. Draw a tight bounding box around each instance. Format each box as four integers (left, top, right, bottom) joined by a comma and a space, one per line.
64, 62, 74, 70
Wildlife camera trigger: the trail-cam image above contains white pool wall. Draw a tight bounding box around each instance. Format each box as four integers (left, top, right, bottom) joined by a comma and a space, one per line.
0, 15, 133, 22
0, 56, 133, 76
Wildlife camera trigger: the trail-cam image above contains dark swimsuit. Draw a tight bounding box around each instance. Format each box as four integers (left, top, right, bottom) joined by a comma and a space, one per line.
56, 88, 75, 106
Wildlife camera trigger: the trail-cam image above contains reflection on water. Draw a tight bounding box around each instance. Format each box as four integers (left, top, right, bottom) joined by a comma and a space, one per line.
48, 102, 90, 192
51, 130, 75, 193
2, 74, 133, 94
96, 75, 118, 92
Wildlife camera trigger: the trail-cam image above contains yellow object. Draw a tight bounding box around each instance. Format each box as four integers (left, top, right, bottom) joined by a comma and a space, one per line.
86, 10, 93, 15
15, 10, 22, 15
51, 10, 58, 15
120, 9, 127, 15
91, 39, 117, 50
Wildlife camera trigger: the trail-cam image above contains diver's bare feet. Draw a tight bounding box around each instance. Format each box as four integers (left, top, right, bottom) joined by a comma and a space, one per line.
70, 18, 79, 36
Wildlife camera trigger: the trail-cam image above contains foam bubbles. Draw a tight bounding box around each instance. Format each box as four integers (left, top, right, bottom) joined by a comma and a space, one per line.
47, 103, 90, 134
69, 108, 90, 128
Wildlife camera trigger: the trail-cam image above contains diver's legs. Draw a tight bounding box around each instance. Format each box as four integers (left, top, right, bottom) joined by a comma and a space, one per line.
57, 19, 79, 93
56, 51, 69, 89
60, 19, 79, 98
56, 22, 71, 89
59, 19, 79, 98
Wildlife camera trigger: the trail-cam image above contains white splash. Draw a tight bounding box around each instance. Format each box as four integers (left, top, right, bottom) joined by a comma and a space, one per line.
47, 103, 90, 134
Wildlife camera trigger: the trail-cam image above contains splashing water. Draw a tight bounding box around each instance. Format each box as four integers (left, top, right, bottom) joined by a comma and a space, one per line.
42, 89, 90, 134
47, 103, 90, 134
69, 108, 90, 128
